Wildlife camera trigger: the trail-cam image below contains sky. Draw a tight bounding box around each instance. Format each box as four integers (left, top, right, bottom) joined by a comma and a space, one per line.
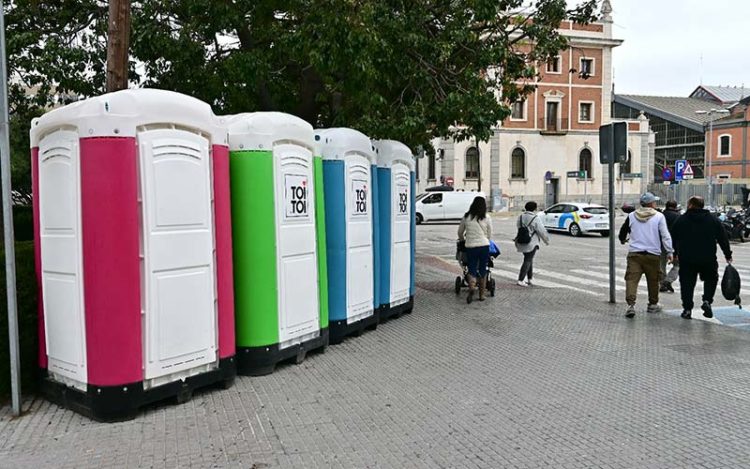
606, 0, 750, 96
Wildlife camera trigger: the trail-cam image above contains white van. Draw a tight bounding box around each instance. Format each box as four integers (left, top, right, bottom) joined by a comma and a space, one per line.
415, 191, 486, 224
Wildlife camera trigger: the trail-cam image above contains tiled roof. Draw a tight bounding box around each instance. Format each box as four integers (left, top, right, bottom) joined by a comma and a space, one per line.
615, 94, 731, 131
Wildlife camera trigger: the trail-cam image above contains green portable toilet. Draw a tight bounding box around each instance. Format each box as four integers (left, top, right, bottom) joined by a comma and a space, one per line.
228, 112, 329, 375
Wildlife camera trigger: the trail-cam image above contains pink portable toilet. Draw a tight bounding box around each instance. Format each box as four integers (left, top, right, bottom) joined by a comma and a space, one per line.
30, 89, 236, 421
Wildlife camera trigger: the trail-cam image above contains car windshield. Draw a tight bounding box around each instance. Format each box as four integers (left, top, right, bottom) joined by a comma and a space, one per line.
583, 206, 608, 215
416, 193, 429, 201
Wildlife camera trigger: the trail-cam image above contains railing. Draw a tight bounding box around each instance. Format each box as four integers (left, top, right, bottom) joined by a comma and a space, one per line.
539, 117, 568, 134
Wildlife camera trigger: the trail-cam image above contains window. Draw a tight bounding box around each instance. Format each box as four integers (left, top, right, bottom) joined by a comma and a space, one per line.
579, 148, 592, 177
563, 205, 577, 213
546, 56, 561, 73
583, 206, 608, 215
511, 100, 526, 120
422, 193, 443, 204
620, 150, 632, 176
511, 147, 525, 179
580, 58, 594, 77
579, 102, 593, 123
465, 146, 479, 178
546, 204, 564, 214
719, 135, 731, 156
428, 153, 436, 179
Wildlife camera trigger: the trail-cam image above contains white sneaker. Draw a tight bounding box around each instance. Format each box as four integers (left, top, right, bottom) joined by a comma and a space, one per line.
647, 303, 663, 314
516, 280, 528, 287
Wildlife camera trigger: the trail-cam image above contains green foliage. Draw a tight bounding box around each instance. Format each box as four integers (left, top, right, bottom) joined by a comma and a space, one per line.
0, 241, 38, 402
6, 0, 599, 178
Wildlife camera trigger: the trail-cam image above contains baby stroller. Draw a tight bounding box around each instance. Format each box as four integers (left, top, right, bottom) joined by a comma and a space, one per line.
454, 240, 499, 297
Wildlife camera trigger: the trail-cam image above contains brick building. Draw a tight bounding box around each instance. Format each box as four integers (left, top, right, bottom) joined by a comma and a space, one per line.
416, 0, 653, 209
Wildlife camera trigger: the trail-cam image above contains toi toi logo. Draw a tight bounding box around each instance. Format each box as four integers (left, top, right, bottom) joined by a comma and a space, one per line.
398, 191, 408, 214
355, 188, 367, 213
290, 185, 307, 215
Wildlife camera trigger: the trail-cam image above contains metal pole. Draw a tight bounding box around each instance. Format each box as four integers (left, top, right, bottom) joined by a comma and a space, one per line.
707, 117, 714, 207
0, 2, 22, 416
609, 160, 616, 303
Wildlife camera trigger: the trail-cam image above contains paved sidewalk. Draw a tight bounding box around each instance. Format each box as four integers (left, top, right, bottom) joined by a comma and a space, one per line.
3, 255, 750, 467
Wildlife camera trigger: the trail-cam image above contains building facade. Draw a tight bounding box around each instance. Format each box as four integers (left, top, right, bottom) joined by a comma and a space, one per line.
416, 1, 653, 209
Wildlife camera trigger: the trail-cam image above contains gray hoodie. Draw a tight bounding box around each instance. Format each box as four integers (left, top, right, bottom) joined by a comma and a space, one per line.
515, 211, 550, 254
625, 207, 673, 256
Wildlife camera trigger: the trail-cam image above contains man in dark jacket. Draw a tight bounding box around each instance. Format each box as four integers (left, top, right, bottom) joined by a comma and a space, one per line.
660, 200, 681, 292
671, 196, 733, 319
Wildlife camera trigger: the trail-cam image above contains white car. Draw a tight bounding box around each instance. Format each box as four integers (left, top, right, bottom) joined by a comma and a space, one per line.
541, 202, 610, 237
415, 191, 485, 224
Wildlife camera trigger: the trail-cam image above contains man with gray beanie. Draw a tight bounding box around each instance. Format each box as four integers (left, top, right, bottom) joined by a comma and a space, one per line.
618, 192, 673, 318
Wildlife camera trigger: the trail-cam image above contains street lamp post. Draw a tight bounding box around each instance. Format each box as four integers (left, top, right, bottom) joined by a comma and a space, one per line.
696, 109, 730, 208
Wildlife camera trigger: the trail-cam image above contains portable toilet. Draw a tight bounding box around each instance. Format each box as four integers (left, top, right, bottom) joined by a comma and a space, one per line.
30, 89, 236, 421
227, 112, 328, 376
316, 128, 378, 343
373, 140, 416, 319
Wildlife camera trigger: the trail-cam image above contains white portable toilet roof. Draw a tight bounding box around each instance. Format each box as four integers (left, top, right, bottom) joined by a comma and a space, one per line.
30, 88, 226, 146
373, 139, 415, 170
315, 128, 375, 163
226, 112, 315, 152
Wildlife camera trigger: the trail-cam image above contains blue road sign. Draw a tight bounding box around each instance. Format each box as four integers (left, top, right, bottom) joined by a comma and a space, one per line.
545, 170, 553, 181
662, 167, 673, 181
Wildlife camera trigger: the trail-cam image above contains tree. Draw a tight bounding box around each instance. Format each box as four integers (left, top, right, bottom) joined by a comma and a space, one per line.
5, 0, 599, 199
5, 0, 108, 199
129, 0, 598, 151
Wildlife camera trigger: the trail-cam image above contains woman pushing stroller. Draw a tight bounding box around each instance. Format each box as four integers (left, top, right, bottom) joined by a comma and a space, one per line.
458, 196, 493, 303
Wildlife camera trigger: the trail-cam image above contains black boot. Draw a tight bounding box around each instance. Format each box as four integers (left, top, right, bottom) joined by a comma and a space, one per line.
681, 310, 692, 319
701, 301, 713, 319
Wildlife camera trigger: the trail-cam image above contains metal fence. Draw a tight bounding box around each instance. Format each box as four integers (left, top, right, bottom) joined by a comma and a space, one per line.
646, 182, 748, 209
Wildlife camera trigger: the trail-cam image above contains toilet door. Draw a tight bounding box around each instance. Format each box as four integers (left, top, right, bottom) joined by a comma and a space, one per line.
138, 129, 217, 380
274, 143, 320, 345
38, 130, 87, 388
345, 155, 374, 322
390, 163, 411, 306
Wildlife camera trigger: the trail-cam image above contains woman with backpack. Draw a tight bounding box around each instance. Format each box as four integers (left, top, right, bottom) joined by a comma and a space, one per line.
515, 201, 550, 287
458, 196, 493, 303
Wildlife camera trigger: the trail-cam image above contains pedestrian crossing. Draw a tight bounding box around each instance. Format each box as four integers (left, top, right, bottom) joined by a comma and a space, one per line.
437, 250, 750, 303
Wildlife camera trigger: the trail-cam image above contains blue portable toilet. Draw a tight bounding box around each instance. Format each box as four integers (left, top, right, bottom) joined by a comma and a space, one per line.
373, 140, 416, 320
316, 128, 379, 344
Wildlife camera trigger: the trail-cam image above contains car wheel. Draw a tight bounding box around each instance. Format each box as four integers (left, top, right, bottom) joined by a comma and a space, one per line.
416, 213, 424, 225
455, 276, 462, 295
569, 223, 581, 237
600, 230, 610, 237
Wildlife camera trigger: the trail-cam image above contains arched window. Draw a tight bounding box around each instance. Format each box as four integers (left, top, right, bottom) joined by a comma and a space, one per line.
511, 147, 526, 179
579, 148, 592, 178
465, 146, 479, 178
719, 135, 731, 156
620, 150, 632, 176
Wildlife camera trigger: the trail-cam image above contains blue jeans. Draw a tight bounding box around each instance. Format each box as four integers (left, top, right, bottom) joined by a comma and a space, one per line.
465, 246, 490, 278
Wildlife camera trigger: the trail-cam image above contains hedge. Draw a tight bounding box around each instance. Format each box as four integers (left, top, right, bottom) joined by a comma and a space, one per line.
0, 241, 38, 403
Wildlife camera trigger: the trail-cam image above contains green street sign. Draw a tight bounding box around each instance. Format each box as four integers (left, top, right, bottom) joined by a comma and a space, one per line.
566, 171, 587, 178
622, 172, 642, 179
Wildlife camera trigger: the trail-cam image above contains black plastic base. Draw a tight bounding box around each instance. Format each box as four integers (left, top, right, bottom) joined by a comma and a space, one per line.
236, 328, 329, 376
329, 312, 379, 345
378, 296, 415, 322
40, 356, 236, 422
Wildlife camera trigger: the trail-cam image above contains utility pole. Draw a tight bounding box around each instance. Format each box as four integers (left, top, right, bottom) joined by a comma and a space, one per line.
106, 0, 132, 92
0, 1, 21, 416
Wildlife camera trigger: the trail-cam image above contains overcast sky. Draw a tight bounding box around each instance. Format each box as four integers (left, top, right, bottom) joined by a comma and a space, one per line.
607, 0, 750, 97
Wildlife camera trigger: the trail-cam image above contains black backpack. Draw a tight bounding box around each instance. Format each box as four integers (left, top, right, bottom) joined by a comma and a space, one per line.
515, 215, 536, 244
722, 264, 742, 308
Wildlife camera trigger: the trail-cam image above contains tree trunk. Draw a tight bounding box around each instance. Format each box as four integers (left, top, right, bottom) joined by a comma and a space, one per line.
106, 0, 131, 92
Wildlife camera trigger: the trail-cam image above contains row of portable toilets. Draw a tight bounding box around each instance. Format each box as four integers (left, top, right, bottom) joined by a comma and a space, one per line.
30, 89, 416, 421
